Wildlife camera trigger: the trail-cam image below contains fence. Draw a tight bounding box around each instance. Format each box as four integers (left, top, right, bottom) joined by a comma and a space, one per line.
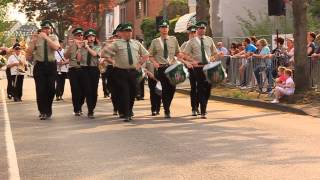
217, 56, 320, 90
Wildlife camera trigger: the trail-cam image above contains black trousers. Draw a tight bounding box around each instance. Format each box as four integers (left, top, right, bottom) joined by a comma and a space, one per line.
12, 75, 24, 100
83, 66, 100, 114
112, 68, 137, 118
136, 78, 145, 98
68, 67, 86, 113
105, 65, 120, 112
156, 66, 176, 114
33, 62, 57, 115
101, 72, 109, 96
148, 78, 161, 113
6, 68, 13, 97
188, 68, 199, 111
56, 72, 67, 97
193, 67, 211, 114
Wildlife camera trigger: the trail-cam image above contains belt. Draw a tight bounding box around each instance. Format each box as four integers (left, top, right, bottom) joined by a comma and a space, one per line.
35, 61, 55, 64
113, 67, 137, 72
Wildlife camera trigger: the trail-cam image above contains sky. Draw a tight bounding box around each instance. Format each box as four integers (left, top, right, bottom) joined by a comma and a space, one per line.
7, 3, 28, 24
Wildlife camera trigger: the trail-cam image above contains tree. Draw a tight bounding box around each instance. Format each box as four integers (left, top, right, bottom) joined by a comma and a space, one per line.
292, 0, 310, 90
15, 0, 75, 40
140, 17, 158, 48
196, 0, 212, 36
0, 0, 13, 32
160, 0, 188, 20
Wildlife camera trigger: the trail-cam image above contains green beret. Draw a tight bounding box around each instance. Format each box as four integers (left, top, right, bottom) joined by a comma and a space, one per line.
41, 20, 52, 28
120, 23, 133, 31
159, 19, 170, 28
187, 25, 197, 32
84, 29, 97, 37
196, 21, 207, 28
113, 24, 123, 35
72, 27, 84, 35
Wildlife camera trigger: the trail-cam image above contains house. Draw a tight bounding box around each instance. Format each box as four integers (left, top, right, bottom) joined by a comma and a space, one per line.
114, 0, 165, 39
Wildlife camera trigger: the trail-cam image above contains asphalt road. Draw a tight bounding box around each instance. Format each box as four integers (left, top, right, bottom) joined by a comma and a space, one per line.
1, 78, 320, 180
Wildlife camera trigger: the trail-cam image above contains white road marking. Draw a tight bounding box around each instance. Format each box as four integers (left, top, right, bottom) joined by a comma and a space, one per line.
1, 89, 20, 180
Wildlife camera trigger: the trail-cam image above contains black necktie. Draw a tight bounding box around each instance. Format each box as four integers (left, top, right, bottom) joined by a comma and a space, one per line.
163, 39, 168, 59
127, 40, 133, 65
201, 38, 208, 64
87, 46, 92, 66
44, 40, 48, 62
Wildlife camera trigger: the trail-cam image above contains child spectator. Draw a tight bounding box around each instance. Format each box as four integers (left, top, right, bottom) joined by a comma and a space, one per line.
271, 69, 295, 103
275, 66, 287, 85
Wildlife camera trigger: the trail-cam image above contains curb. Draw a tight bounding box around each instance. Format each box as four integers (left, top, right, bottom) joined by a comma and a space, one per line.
176, 88, 309, 116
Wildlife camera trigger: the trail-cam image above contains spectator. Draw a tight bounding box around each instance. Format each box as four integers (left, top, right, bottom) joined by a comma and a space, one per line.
311, 34, 320, 60
285, 38, 295, 67
216, 41, 229, 55
250, 36, 258, 46
275, 66, 287, 85
229, 42, 239, 56
271, 69, 295, 103
272, 37, 286, 55
307, 32, 316, 56
252, 39, 273, 93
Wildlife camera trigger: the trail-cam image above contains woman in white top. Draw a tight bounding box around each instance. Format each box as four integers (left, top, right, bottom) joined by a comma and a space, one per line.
7, 43, 27, 102
272, 69, 295, 103
55, 40, 69, 101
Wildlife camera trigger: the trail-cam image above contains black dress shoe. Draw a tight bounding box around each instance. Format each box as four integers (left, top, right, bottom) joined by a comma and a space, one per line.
39, 114, 47, 120
201, 114, 207, 119
74, 112, 81, 116
156, 111, 160, 115
123, 117, 132, 122
152, 112, 156, 116
7, 95, 12, 99
88, 113, 95, 119
164, 113, 171, 119
197, 110, 201, 115
119, 114, 125, 118
113, 111, 118, 116
192, 110, 197, 116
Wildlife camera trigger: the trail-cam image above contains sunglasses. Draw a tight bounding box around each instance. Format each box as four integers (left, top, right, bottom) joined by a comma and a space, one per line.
75, 34, 84, 37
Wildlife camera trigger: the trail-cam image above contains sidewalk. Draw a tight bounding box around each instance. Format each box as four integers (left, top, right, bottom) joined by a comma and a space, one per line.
176, 80, 320, 118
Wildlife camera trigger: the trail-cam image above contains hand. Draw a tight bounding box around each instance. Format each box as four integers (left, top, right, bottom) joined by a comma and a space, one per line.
136, 63, 142, 70
146, 72, 155, 79
184, 61, 193, 69
191, 60, 199, 66
153, 61, 160, 69
38, 32, 48, 39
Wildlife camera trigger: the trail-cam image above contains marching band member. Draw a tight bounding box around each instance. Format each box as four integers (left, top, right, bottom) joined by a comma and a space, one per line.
101, 24, 123, 116
7, 43, 27, 102
81, 29, 101, 119
55, 40, 69, 101
102, 23, 149, 122
148, 20, 186, 119
183, 21, 218, 119
181, 25, 200, 116
26, 20, 60, 120
64, 27, 86, 116
145, 61, 162, 116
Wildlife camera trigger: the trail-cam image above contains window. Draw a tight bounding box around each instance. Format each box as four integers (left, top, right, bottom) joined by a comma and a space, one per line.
143, 0, 148, 16
136, 0, 142, 18
120, 7, 126, 23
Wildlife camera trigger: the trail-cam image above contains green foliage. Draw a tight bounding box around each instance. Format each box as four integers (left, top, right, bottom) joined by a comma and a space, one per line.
308, 0, 320, 32
237, 9, 294, 36
14, 0, 75, 40
140, 17, 158, 48
160, 0, 188, 20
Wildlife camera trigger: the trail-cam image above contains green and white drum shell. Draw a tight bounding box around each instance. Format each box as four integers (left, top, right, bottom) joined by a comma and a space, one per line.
164, 63, 187, 86
203, 61, 227, 84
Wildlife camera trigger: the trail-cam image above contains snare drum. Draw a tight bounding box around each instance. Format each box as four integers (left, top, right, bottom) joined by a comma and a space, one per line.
164, 63, 187, 86
203, 61, 227, 84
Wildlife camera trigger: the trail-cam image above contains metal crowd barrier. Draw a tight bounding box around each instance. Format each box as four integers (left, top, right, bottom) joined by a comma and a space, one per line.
217, 55, 320, 90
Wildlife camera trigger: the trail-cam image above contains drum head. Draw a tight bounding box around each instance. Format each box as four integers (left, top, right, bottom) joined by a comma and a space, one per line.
164, 64, 179, 74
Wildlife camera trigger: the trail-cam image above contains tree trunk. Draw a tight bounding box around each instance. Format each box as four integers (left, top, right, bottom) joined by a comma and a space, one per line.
196, 0, 212, 36
292, 0, 310, 90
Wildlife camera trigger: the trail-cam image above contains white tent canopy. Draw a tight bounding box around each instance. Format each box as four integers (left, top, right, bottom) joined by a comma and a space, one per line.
174, 12, 196, 33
